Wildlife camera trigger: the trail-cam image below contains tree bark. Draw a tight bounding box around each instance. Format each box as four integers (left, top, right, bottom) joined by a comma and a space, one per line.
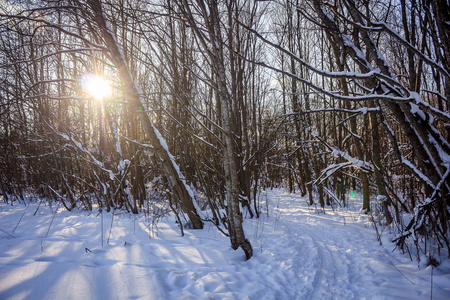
176, 0, 252, 259
86, 0, 203, 229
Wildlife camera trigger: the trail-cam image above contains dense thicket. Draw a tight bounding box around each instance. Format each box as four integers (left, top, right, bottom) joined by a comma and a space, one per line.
0, 0, 448, 261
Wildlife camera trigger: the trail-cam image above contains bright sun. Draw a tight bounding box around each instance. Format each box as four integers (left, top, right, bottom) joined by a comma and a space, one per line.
81, 74, 112, 100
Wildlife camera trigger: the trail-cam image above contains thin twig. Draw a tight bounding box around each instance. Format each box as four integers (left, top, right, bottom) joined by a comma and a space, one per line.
370, 211, 382, 245
101, 208, 104, 247
431, 266, 434, 300
107, 210, 115, 245
46, 202, 61, 237
379, 250, 415, 286
33, 198, 43, 216
0, 228, 16, 239
12, 205, 28, 233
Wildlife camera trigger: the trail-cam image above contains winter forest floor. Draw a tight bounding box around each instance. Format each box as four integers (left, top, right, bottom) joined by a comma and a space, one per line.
0, 189, 449, 300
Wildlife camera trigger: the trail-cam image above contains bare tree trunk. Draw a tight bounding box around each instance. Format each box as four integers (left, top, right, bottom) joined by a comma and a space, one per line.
176, 0, 252, 259
86, 0, 203, 229
369, 104, 394, 224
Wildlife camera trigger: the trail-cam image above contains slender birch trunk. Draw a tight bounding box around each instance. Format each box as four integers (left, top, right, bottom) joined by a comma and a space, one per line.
176, 0, 253, 259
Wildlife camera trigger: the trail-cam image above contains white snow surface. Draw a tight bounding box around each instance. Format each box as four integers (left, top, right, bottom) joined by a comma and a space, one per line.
1, 189, 449, 300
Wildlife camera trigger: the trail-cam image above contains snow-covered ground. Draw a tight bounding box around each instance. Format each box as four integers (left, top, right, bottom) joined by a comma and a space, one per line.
0, 189, 449, 299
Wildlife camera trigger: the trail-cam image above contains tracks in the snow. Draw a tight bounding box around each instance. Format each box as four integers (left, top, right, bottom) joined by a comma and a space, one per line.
271, 191, 364, 299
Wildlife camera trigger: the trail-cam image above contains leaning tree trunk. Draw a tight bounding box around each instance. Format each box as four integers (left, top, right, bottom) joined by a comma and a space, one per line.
311, 0, 449, 243
87, 0, 203, 229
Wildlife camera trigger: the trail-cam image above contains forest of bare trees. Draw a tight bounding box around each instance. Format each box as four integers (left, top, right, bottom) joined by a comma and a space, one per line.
0, 0, 448, 261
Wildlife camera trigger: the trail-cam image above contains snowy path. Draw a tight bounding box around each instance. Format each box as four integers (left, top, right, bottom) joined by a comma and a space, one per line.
261, 191, 420, 299
268, 192, 450, 299
0, 190, 449, 299
236, 190, 450, 300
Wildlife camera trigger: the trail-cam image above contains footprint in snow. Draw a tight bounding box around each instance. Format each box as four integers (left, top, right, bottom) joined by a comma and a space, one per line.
85, 248, 107, 254
83, 259, 117, 268
202, 280, 220, 292
167, 270, 188, 288
35, 256, 66, 263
